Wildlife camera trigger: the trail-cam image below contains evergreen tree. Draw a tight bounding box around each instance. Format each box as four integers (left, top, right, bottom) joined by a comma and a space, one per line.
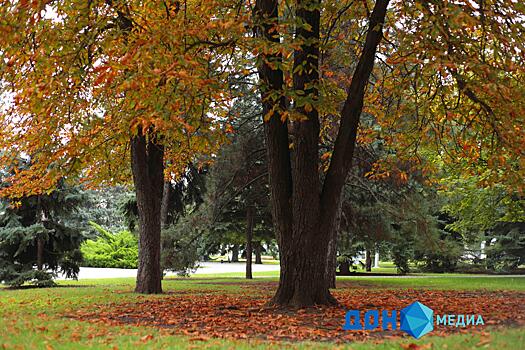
0, 177, 84, 287
486, 222, 525, 272
76, 187, 132, 238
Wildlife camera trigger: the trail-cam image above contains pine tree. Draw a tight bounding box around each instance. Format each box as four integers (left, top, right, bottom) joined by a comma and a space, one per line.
487, 222, 525, 272
0, 171, 84, 287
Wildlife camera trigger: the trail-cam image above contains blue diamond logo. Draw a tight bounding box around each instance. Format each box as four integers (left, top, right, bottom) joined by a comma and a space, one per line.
400, 302, 433, 339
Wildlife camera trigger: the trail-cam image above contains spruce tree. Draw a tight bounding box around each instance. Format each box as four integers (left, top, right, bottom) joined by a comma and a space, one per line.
0, 175, 84, 287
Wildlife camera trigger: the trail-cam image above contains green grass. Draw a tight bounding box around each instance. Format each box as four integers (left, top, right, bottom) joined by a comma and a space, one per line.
207, 255, 281, 265
349, 261, 420, 274
195, 270, 280, 278
0, 273, 523, 349
196, 270, 525, 291
336, 275, 525, 290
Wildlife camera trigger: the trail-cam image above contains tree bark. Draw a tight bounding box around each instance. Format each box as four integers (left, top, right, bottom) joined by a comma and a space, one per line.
131, 131, 164, 294
245, 206, 254, 279
365, 249, 372, 272
160, 181, 171, 229
231, 244, 239, 263
339, 261, 351, 275
319, 0, 390, 221
37, 237, 44, 271
255, 0, 390, 307
318, 0, 390, 288
261, 0, 336, 307
255, 0, 294, 303
326, 193, 343, 288
326, 231, 337, 288
254, 243, 263, 264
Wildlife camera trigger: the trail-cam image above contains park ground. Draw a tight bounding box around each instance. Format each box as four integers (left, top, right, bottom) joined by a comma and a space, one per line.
1, 270, 524, 350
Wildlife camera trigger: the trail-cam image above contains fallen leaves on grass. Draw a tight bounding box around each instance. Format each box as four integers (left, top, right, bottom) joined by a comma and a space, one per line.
139, 334, 154, 342
475, 331, 492, 347
67, 284, 525, 343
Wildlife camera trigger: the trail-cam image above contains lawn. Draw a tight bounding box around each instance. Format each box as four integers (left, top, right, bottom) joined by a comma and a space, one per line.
208, 255, 281, 265
0, 273, 524, 349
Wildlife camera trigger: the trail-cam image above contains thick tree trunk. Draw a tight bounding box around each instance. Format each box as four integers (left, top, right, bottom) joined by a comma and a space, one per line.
131, 132, 164, 294
231, 244, 239, 263
245, 207, 254, 279
255, 0, 389, 307
255, 0, 294, 304
254, 243, 263, 264
270, 0, 337, 307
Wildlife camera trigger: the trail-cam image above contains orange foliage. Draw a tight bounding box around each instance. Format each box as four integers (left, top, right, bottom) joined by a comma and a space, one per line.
68, 282, 525, 343
0, 0, 248, 196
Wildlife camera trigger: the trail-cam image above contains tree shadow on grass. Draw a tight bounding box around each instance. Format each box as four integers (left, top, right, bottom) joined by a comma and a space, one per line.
1, 284, 95, 290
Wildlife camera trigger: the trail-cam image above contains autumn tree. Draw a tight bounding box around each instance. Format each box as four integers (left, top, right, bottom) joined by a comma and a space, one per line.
0, 0, 247, 293
254, 0, 525, 307
1, 0, 524, 305
253, 0, 388, 306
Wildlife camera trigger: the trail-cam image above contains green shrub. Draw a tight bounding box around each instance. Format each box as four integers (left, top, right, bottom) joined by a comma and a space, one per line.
80, 222, 138, 269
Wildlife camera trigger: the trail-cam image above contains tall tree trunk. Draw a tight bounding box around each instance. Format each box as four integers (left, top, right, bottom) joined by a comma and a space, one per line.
131, 132, 164, 294
110, 0, 164, 293
255, 0, 390, 307
254, 243, 263, 264
36, 197, 45, 271
245, 206, 254, 279
37, 237, 44, 271
326, 194, 343, 288
160, 181, 171, 229
255, 0, 294, 303
231, 244, 239, 263
272, 0, 339, 307
159, 181, 170, 280
319, 0, 390, 225
365, 249, 372, 272
326, 233, 337, 288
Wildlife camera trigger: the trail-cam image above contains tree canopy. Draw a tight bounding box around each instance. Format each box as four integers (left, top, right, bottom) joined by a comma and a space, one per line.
0, 0, 524, 304
0, 0, 247, 196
